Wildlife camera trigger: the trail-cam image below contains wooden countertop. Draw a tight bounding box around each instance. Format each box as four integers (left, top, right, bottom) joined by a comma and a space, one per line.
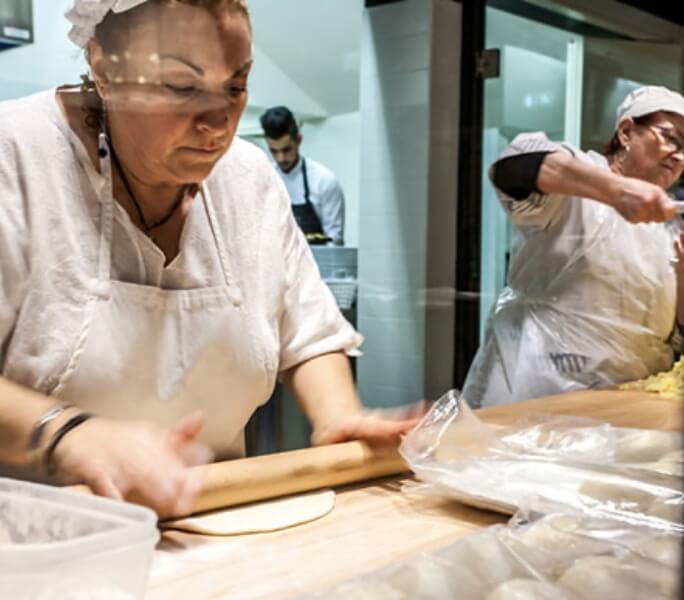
145, 390, 681, 600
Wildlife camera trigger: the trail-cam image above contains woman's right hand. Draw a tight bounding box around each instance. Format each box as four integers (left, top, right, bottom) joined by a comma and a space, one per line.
609, 177, 676, 223
50, 412, 211, 518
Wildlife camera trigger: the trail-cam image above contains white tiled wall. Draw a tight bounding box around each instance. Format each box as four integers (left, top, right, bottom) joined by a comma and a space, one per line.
357, 0, 462, 409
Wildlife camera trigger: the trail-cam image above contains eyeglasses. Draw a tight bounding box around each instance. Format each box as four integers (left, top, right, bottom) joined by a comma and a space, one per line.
647, 124, 684, 156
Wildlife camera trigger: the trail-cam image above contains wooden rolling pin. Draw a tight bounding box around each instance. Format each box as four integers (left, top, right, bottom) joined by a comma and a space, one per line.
69, 441, 409, 517
187, 441, 408, 516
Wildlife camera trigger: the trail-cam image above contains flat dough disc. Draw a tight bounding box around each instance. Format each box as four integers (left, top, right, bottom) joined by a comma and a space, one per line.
163, 489, 336, 536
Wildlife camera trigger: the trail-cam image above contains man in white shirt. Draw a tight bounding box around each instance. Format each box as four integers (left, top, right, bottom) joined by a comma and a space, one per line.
260, 106, 345, 245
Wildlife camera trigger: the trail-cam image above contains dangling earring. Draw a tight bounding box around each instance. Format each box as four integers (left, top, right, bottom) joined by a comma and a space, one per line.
619, 143, 631, 167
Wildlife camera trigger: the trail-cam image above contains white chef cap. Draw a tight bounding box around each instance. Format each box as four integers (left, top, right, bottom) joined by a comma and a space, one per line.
65, 0, 150, 48
615, 86, 684, 129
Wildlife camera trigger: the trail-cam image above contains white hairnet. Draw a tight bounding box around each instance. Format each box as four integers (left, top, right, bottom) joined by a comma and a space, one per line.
65, 0, 149, 48
616, 86, 684, 129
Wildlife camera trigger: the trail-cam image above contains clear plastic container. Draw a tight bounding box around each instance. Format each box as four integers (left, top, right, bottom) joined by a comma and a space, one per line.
0, 478, 159, 600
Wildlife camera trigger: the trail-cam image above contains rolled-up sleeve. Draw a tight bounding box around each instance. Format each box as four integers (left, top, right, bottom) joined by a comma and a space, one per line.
492, 132, 576, 231
275, 178, 362, 371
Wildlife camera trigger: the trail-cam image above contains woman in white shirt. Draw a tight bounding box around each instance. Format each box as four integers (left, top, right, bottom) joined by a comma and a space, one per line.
463, 86, 684, 408
0, 0, 416, 516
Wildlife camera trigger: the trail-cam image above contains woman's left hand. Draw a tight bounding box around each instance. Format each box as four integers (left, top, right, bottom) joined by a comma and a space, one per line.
310, 404, 425, 446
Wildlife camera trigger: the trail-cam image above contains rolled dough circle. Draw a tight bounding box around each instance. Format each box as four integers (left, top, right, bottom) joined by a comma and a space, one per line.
163, 489, 336, 535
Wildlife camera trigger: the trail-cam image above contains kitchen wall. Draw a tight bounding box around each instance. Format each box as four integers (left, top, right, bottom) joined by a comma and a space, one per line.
356, 0, 461, 409
0, 0, 85, 101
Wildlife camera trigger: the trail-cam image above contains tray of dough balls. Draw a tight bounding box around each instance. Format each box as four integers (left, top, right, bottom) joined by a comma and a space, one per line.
399, 390, 683, 531
302, 507, 680, 599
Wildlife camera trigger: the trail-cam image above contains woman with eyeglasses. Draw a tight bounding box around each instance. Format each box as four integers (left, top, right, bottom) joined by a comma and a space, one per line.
464, 86, 684, 408
0, 0, 418, 516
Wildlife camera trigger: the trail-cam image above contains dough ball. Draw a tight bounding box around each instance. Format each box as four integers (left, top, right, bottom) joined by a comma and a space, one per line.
326, 580, 403, 599
514, 516, 611, 576
426, 530, 524, 599
456, 530, 521, 588
647, 497, 683, 523
558, 556, 657, 600
578, 480, 655, 513
619, 550, 678, 597
381, 556, 455, 599
517, 515, 606, 554
614, 430, 681, 464
654, 450, 684, 476
436, 564, 492, 600
633, 535, 681, 570
485, 578, 567, 600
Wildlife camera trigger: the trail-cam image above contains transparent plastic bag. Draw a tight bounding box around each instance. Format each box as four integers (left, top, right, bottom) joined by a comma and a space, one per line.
304, 507, 680, 599
400, 390, 683, 531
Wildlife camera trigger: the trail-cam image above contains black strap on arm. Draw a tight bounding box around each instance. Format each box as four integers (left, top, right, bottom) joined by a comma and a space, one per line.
43, 412, 93, 476
491, 151, 554, 200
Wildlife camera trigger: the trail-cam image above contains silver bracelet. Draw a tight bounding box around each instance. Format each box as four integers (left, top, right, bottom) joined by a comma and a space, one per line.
28, 403, 71, 465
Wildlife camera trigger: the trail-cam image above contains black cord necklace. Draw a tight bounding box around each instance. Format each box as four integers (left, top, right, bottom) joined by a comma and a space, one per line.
108, 139, 187, 236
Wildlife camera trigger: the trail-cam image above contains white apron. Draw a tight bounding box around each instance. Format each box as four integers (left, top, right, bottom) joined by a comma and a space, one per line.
50, 134, 272, 458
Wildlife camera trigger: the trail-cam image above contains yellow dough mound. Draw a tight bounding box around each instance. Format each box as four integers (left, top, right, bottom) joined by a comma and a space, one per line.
620, 358, 683, 401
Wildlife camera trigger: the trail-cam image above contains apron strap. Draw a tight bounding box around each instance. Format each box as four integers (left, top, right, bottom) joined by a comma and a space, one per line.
302, 158, 311, 205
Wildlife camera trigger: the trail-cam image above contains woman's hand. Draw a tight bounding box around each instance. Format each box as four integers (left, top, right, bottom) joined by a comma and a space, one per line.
310, 404, 424, 446
284, 352, 424, 447
50, 412, 211, 518
609, 177, 676, 223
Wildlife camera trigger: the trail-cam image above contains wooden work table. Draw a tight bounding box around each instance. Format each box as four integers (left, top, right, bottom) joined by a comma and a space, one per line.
145, 390, 681, 600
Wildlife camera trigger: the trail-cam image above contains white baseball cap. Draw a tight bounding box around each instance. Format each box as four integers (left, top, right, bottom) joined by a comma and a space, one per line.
615, 85, 684, 129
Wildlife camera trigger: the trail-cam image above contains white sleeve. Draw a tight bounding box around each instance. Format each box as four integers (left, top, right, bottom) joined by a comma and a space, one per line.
492, 132, 577, 232
318, 177, 345, 246
274, 175, 361, 371
0, 137, 30, 360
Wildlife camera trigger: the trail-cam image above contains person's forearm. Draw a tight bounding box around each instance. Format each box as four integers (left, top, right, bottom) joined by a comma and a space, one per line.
282, 351, 361, 429
536, 152, 622, 206
0, 376, 61, 466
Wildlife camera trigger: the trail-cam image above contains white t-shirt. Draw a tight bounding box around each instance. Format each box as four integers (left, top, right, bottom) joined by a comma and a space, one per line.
0, 90, 361, 396
275, 157, 345, 245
